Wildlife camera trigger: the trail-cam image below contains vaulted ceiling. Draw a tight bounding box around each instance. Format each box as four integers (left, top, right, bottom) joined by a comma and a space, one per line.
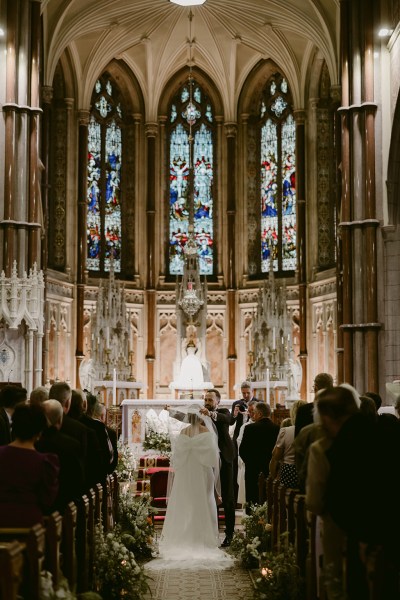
42, 0, 339, 118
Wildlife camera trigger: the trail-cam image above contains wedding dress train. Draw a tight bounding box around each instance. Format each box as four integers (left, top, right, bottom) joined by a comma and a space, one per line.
146, 430, 233, 570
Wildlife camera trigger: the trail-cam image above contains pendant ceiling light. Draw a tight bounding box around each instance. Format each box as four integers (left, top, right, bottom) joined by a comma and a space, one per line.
170, 0, 206, 6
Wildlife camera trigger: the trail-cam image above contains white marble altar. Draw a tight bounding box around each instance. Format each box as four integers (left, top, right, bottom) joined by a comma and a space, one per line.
95, 380, 143, 407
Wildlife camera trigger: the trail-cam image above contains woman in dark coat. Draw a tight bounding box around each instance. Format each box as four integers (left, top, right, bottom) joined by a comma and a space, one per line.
0, 403, 59, 527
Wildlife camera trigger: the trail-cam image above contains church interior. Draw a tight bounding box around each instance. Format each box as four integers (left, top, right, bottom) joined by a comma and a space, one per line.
1, 1, 400, 598
1, 0, 400, 403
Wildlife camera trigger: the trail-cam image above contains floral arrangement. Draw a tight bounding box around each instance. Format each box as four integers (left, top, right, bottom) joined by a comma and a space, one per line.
117, 492, 156, 559
142, 427, 171, 456
254, 545, 302, 600
93, 524, 150, 600
116, 440, 137, 482
229, 503, 272, 568
40, 572, 102, 599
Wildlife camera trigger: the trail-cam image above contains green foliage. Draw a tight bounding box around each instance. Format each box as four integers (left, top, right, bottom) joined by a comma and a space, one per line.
142, 428, 171, 456
94, 524, 150, 600
254, 545, 302, 600
228, 503, 272, 568
117, 493, 157, 559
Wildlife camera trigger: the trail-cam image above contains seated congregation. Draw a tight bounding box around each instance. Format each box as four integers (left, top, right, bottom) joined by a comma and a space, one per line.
0, 379, 399, 599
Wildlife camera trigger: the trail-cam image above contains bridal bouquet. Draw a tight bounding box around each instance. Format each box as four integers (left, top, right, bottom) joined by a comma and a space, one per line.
117, 492, 156, 559
93, 525, 150, 599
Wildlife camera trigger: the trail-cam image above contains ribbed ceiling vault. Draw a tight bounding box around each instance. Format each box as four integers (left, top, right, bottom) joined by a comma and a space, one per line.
42, 0, 339, 119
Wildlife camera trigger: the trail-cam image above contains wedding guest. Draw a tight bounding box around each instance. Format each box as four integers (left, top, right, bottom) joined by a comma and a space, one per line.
239, 402, 279, 510
0, 403, 59, 527
269, 400, 306, 487
37, 400, 84, 512
0, 385, 28, 445
29, 386, 49, 407
49, 382, 88, 463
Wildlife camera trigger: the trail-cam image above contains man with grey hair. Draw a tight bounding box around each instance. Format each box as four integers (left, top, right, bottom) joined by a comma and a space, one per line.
49, 382, 88, 463
36, 399, 84, 511
239, 402, 279, 509
29, 386, 49, 407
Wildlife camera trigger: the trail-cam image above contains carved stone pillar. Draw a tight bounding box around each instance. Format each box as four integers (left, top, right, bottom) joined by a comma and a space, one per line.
76, 110, 90, 386
225, 122, 237, 398
294, 110, 307, 399
145, 122, 158, 398
28, 0, 42, 268
338, 0, 380, 391
2, 0, 19, 275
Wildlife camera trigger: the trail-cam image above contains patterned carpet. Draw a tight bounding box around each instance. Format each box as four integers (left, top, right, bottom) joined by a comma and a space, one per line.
144, 564, 254, 600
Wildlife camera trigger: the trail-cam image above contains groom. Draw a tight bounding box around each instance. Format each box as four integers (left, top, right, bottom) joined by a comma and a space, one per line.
200, 389, 236, 547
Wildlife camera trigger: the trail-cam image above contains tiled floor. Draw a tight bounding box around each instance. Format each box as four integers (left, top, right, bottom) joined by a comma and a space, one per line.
144, 563, 254, 600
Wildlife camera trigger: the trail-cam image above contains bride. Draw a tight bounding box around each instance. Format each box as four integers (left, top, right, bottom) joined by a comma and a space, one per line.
147, 405, 233, 570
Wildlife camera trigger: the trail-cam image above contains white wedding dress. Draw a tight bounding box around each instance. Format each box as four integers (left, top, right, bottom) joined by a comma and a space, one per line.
146, 429, 233, 570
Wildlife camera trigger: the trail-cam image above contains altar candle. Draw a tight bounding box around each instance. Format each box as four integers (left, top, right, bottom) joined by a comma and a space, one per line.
266, 368, 270, 404
272, 327, 276, 350
113, 368, 117, 405
106, 327, 110, 348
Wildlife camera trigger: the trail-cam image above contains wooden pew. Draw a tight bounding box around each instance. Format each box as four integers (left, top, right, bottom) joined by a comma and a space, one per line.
86, 489, 96, 590
76, 495, 89, 593
294, 494, 308, 574
44, 512, 63, 589
111, 472, 120, 525
0, 541, 25, 600
285, 488, 298, 546
277, 483, 287, 550
94, 483, 103, 526
0, 523, 45, 600
272, 478, 280, 549
306, 509, 318, 600
266, 476, 274, 524
61, 502, 77, 592
102, 477, 113, 532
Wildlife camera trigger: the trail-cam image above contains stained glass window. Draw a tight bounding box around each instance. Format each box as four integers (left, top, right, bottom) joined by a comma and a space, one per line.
168, 80, 215, 275
87, 75, 123, 273
260, 73, 296, 272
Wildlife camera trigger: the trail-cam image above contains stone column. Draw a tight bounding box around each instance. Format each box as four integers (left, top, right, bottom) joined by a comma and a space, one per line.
225, 122, 237, 398
294, 110, 307, 399
76, 110, 90, 386
28, 0, 42, 268
2, 0, 19, 275
338, 0, 380, 391
145, 122, 158, 398
40, 85, 53, 384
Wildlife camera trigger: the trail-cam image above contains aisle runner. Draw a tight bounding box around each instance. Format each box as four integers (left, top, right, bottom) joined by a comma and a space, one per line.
144, 565, 254, 600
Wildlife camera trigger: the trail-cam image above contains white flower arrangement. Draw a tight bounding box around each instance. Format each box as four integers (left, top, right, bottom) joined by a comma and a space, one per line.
39, 572, 102, 600
117, 492, 156, 559
94, 524, 150, 599
116, 439, 137, 482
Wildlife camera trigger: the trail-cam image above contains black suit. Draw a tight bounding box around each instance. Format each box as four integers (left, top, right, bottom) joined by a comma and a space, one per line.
36, 427, 84, 513
212, 408, 236, 537
239, 417, 279, 507
0, 407, 12, 445
107, 426, 118, 473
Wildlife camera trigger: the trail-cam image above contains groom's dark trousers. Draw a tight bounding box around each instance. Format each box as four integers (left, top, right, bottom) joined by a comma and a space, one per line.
214, 408, 236, 538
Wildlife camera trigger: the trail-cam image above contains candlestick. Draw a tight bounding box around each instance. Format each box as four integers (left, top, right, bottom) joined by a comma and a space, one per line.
272, 327, 276, 350
113, 368, 117, 405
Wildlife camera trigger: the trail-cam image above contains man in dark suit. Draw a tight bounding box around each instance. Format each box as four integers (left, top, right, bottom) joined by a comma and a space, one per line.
231, 381, 257, 503
239, 401, 279, 510
37, 399, 84, 512
200, 388, 236, 547
0, 385, 28, 445
49, 382, 88, 480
